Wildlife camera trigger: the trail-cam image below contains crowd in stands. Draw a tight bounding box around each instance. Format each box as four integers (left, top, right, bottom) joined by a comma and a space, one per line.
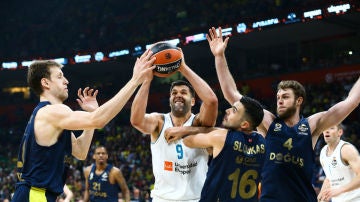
0, 0, 339, 61
0, 70, 359, 201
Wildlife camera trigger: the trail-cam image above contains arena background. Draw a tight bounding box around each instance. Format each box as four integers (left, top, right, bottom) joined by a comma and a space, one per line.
0, 0, 360, 201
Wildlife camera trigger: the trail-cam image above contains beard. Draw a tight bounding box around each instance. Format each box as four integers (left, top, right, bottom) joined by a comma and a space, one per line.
170, 101, 191, 117
277, 103, 297, 120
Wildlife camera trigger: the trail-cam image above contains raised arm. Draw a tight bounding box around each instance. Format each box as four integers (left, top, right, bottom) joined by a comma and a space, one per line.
206, 27, 274, 136
41, 49, 156, 131
130, 79, 162, 137
206, 27, 240, 105
178, 49, 218, 127
309, 76, 360, 137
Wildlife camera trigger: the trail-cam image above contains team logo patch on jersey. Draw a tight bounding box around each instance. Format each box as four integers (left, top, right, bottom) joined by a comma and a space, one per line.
89, 173, 93, 180
101, 172, 108, 181
274, 123, 282, 132
164, 161, 173, 171
298, 124, 309, 135
331, 157, 337, 168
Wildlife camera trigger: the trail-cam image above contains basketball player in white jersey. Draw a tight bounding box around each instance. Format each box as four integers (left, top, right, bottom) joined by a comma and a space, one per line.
130, 49, 218, 201
318, 123, 360, 202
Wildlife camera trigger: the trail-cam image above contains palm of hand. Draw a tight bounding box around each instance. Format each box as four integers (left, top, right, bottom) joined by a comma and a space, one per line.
210, 40, 225, 55
80, 96, 99, 112
77, 88, 99, 112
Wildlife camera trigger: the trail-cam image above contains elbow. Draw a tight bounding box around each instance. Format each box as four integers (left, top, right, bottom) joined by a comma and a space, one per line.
208, 95, 218, 108
93, 119, 108, 129
90, 121, 106, 130
183, 138, 189, 147
130, 117, 141, 129
183, 137, 192, 148
77, 153, 88, 161
95, 121, 107, 129
89, 115, 107, 129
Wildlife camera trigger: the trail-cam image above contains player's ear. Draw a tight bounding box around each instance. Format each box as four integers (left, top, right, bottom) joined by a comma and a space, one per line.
41, 78, 49, 88
191, 97, 195, 106
296, 97, 303, 106
240, 120, 250, 130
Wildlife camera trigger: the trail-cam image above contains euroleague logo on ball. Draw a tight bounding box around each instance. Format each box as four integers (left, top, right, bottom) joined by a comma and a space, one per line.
165, 53, 172, 60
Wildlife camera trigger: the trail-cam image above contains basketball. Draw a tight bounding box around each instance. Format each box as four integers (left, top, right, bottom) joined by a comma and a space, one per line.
150, 42, 182, 77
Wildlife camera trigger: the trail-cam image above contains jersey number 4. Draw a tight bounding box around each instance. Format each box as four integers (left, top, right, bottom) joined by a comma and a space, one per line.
283, 138, 293, 151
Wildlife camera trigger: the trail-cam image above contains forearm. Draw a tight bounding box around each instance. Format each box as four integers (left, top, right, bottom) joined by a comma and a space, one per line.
181, 126, 216, 137
318, 178, 330, 198
180, 64, 217, 104
319, 178, 329, 191
130, 80, 151, 128
340, 176, 360, 193
214, 54, 241, 104
83, 190, 90, 202
122, 188, 130, 202
72, 130, 94, 160
91, 78, 140, 128
347, 76, 360, 105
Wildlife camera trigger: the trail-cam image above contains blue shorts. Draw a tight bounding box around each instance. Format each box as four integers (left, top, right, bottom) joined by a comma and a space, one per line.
11, 185, 58, 202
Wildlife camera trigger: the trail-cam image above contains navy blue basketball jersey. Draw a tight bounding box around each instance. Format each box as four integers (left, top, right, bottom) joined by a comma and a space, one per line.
15, 101, 72, 195
260, 116, 317, 202
89, 164, 120, 202
200, 130, 266, 202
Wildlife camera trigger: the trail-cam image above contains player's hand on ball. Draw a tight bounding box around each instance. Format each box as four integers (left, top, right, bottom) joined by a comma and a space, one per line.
132, 49, 156, 84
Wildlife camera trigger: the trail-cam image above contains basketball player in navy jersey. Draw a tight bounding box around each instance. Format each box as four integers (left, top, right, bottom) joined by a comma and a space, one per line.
12, 50, 155, 202
130, 49, 218, 201
205, 26, 360, 202
166, 96, 265, 202
83, 146, 130, 202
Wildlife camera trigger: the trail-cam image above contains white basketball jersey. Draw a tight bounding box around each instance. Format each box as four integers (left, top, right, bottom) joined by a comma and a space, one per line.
320, 140, 360, 202
150, 113, 208, 201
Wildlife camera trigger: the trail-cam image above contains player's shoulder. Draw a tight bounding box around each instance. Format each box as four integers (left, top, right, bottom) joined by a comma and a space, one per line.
147, 112, 165, 121
83, 165, 92, 176
85, 165, 93, 169
38, 103, 72, 117
341, 142, 359, 155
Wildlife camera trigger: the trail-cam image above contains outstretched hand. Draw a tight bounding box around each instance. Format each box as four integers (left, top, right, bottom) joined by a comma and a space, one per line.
76, 87, 99, 112
132, 49, 156, 84
206, 27, 229, 57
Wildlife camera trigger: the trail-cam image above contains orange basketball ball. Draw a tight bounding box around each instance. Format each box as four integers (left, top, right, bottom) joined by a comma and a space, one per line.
150, 42, 182, 77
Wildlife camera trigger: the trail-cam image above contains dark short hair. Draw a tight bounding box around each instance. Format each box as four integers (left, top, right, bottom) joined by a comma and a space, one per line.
27, 60, 63, 96
94, 145, 108, 154
170, 80, 195, 97
240, 96, 264, 130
